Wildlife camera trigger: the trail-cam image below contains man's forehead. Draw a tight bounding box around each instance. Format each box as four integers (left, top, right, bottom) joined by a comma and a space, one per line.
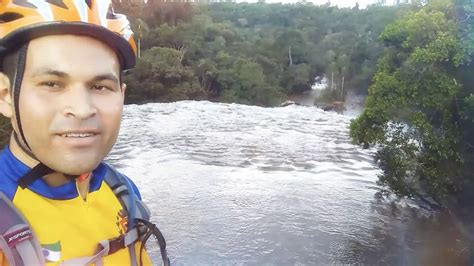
26, 35, 121, 72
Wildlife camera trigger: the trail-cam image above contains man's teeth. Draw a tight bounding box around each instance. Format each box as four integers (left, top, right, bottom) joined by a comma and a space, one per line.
61, 133, 94, 138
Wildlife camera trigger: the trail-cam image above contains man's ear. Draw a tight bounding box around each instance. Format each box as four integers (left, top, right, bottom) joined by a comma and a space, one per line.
0, 73, 12, 118
121, 83, 127, 97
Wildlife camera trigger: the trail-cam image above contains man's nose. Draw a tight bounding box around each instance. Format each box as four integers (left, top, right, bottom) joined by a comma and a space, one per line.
62, 86, 97, 119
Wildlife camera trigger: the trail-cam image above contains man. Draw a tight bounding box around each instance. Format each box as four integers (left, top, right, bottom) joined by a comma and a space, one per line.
0, 1, 168, 265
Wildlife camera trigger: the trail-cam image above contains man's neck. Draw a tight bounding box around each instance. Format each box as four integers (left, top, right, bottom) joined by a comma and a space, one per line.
8, 135, 90, 199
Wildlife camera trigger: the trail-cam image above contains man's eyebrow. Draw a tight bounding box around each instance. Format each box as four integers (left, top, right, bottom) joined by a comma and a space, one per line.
91, 73, 119, 84
31, 69, 119, 84
32, 69, 69, 78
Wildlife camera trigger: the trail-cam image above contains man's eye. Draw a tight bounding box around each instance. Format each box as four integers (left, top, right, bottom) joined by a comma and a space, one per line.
40, 82, 61, 88
92, 85, 110, 91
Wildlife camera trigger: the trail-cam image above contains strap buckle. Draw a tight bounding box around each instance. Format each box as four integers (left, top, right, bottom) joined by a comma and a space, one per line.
97, 234, 125, 256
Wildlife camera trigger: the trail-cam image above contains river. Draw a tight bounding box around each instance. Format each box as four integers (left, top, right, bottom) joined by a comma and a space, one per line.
107, 101, 469, 265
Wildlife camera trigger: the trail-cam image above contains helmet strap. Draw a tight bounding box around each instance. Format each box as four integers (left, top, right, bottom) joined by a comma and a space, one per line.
11, 44, 32, 151
18, 162, 54, 189
3, 44, 33, 155
13, 131, 37, 160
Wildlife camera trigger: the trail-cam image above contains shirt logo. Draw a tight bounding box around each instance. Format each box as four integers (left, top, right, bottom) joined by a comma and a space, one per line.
116, 209, 128, 235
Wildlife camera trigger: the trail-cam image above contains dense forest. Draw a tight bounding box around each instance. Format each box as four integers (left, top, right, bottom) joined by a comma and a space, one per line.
113, 0, 411, 105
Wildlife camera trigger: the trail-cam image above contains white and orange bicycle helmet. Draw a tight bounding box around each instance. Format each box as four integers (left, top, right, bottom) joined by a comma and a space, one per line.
0, 0, 137, 70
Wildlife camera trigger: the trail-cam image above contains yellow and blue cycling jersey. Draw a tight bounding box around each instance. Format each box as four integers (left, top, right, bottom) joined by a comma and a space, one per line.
0, 146, 151, 265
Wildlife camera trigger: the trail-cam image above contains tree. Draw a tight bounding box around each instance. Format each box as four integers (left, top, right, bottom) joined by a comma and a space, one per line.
124, 47, 205, 103
350, 0, 473, 203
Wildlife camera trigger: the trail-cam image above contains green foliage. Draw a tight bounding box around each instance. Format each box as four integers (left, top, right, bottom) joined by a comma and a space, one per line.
350, 0, 473, 202
280, 63, 311, 94
0, 116, 10, 147
124, 47, 206, 103
115, 1, 409, 106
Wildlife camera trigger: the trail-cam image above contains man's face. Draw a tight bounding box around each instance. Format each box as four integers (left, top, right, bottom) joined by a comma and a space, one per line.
14, 35, 125, 174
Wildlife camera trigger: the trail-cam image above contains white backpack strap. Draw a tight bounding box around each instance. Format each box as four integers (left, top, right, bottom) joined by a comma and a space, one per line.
103, 164, 151, 221
103, 164, 151, 266
103, 164, 170, 266
0, 192, 45, 266
59, 246, 108, 266
56, 227, 140, 266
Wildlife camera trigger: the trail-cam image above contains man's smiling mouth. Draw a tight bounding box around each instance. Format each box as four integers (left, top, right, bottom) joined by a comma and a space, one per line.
59, 133, 97, 138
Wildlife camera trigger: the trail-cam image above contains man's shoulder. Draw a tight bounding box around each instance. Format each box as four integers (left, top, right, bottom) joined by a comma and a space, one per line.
0, 175, 19, 201
101, 163, 143, 201
0, 146, 25, 200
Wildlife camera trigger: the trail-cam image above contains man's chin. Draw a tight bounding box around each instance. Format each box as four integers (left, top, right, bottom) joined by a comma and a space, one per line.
44, 158, 102, 175
55, 167, 97, 175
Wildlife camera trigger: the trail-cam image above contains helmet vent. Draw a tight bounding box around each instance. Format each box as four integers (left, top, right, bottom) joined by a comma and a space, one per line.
12, 0, 37, 9
0, 12, 24, 23
85, 0, 92, 9
46, 0, 68, 9
106, 5, 119, 19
